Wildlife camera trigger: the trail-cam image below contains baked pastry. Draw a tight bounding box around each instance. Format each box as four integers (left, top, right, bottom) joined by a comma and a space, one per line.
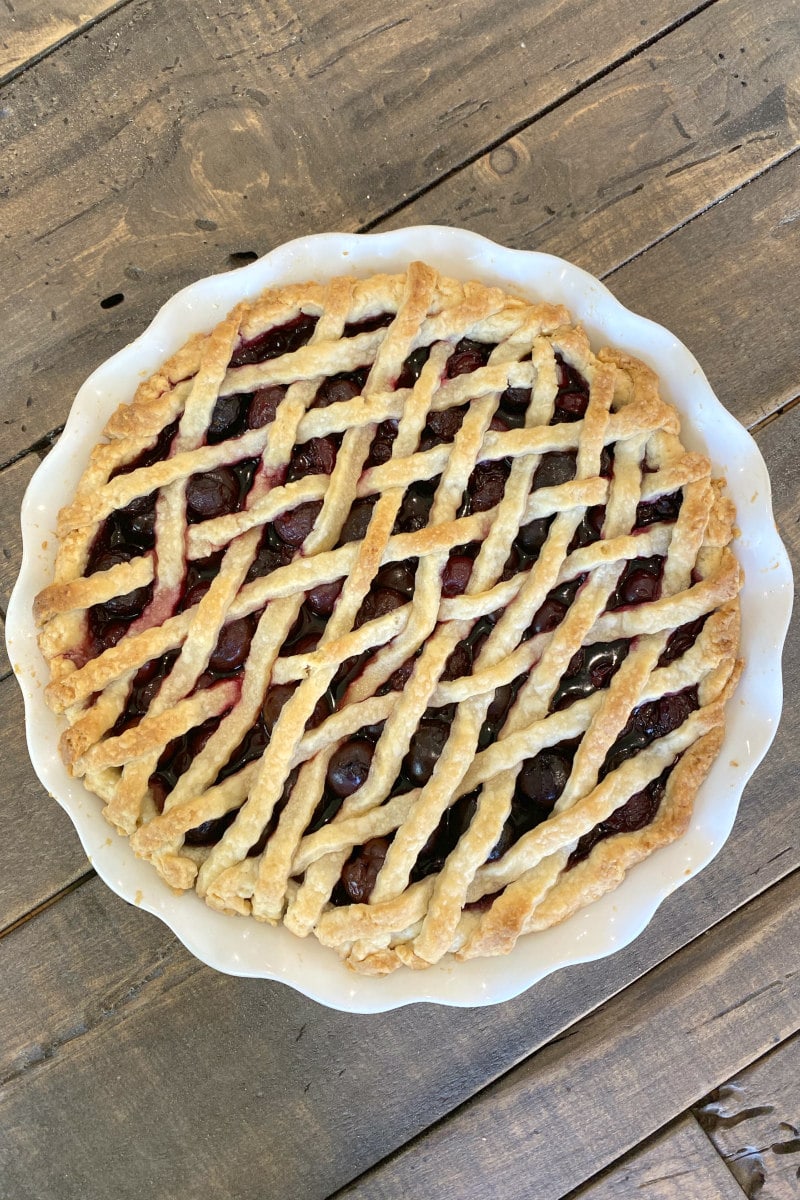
34, 262, 742, 974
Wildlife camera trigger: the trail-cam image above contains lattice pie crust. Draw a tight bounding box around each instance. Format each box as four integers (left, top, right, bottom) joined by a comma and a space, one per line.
34, 263, 742, 973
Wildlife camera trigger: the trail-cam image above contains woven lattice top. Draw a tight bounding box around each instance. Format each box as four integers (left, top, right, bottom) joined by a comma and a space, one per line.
34, 263, 741, 973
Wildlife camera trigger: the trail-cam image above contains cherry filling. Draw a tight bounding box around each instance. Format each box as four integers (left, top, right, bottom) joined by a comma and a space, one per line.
228, 313, 318, 368
342, 312, 394, 337
396, 346, 432, 389
601, 685, 698, 779
658, 614, 707, 667
446, 338, 495, 378
634, 490, 682, 530
606, 555, 664, 610
567, 766, 672, 868
550, 640, 630, 711
525, 575, 586, 638
553, 353, 590, 423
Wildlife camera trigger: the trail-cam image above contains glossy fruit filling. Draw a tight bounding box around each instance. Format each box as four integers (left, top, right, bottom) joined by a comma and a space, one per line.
86, 315, 695, 901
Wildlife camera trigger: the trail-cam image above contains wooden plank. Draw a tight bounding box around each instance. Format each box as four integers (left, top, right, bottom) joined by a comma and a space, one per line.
0, 451, 40, 677
0, 672, 89, 932
0, 1, 124, 82
0, 0, 721, 466
387, 0, 800, 290
337, 872, 800, 1200
0, 452, 38, 614
695, 1034, 800, 1200
607, 152, 800, 432
572, 1114, 745, 1200
0, 373, 797, 1192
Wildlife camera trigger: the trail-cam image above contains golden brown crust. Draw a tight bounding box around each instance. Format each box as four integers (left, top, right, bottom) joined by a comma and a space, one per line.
33, 263, 742, 973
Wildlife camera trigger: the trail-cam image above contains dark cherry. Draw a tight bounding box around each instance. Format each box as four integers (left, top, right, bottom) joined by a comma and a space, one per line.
111, 419, 179, 480
216, 716, 269, 784
516, 515, 553, 556
155, 716, 222, 794
384, 655, 417, 693
247, 385, 286, 428
441, 642, 472, 681
326, 739, 374, 798
441, 554, 473, 598
599, 445, 615, 479
569, 505, 605, 552
424, 406, 465, 445
113, 493, 157, 550
314, 374, 364, 408
366, 420, 398, 467
262, 682, 298, 735
446, 338, 493, 378
274, 500, 323, 547
501, 545, 524, 580
412, 790, 480, 881
607, 555, 664, 610
518, 748, 571, 809
550, 640, 629, 711
342, 312, 394, 337
395, 345, 432, 389
185, 810, 238, 847
244, 536, 291, 585
658, 615, 707, 667
500, 386, 531, 411
287, 436, 338, 481
395, 486, 434, 533
634, 490, 682, 529
337, 497, 376, 545
186, 467, 240, 522
567, 769, 668, 868
336, 836, 391, 904
533, 451, 577, 490
355, 587, 406, 628
208, 616, 254, 675
403, 718, 451, 786
602, 686, 698, 777
374, 560, 416, 595
88, 614, 134, 654
111, 651, 178, 735
464, 460, 508, 513
306, 578, 344, 616
554, 390, 589, 421
527, 575, 585, 637
208, 394, 245, 442
229, 313, 318, 367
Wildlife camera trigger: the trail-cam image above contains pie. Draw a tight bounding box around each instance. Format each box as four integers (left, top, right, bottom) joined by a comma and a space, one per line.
33, 262, 742, 974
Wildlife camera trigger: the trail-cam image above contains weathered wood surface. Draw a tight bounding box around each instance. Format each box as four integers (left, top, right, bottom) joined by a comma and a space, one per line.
389, 0, 800, 291
695, 1035, 800, 1200
0, 0, 750, 467
338, 871, 800, 1200
0, 673, 90, 933
0, 0, 123, 81
2, 1, 798, 1197
572, 1115, 745, 1200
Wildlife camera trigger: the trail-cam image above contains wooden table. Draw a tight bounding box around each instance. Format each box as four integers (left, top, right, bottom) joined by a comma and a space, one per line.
2, 3, 798, 1197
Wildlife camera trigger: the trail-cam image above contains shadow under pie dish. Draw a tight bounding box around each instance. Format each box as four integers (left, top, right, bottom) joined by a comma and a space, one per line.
31, 260, 744, 976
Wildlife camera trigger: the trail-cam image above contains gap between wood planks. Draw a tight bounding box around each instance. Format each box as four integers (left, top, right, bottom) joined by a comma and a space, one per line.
358, 0, 722, 235
332, 867, 800, 1200
0, 0, 137, 88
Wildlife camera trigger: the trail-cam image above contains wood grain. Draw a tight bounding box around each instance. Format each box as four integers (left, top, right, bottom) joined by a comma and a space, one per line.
0, 1, 124, 82
0, 452, 37, 614
337, 871, 800, 1200
695, 1034, 800, 1200
572, 1114, 745, 1200
0, 673, 90, 932
387, 0, 800, 285
0, 0, 722, 465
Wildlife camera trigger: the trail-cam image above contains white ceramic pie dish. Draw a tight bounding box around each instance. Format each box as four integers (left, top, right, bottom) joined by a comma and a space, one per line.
7, 227, 792, 1012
